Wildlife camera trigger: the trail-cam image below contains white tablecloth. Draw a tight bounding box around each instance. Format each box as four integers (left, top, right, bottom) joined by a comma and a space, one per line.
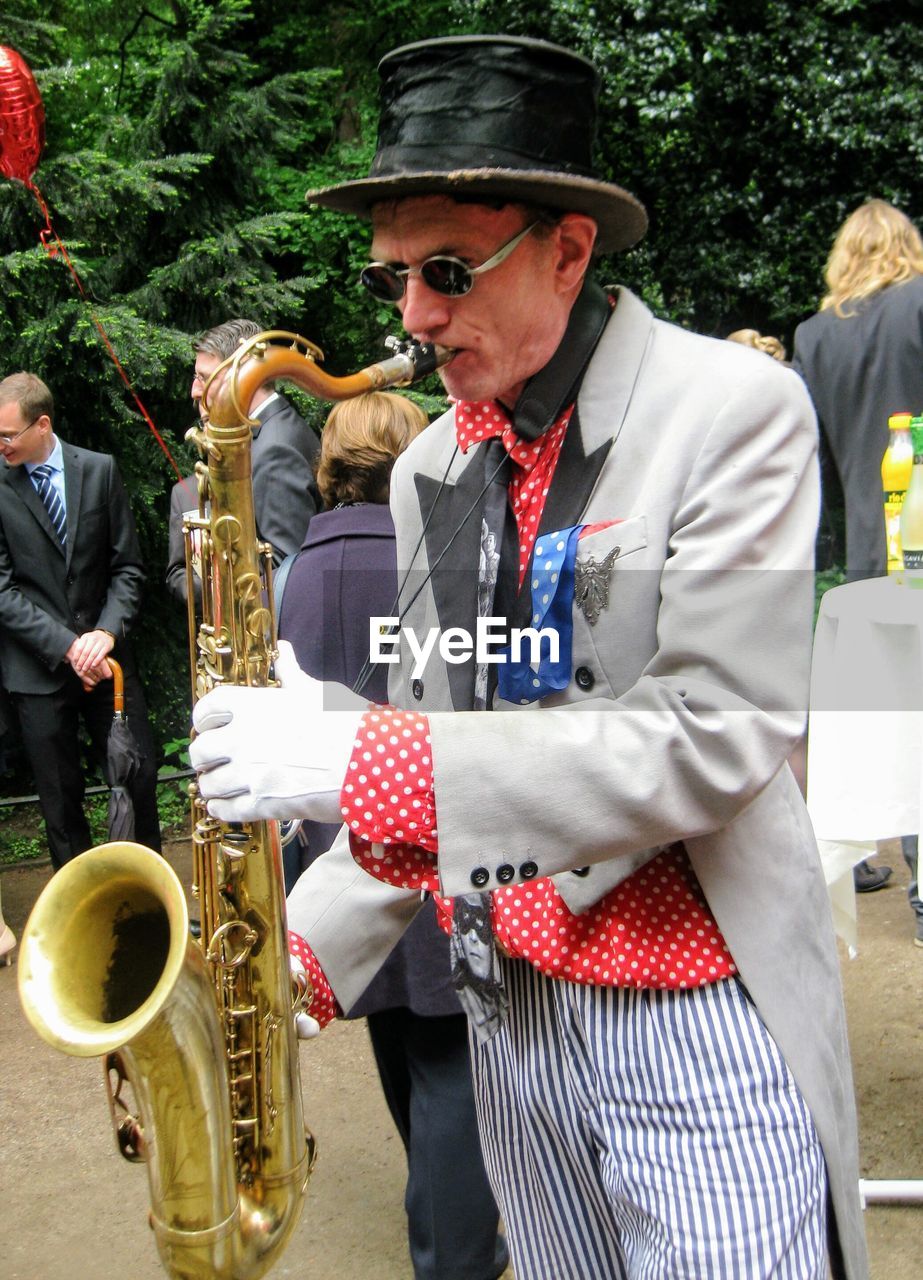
808, 575, 923, 949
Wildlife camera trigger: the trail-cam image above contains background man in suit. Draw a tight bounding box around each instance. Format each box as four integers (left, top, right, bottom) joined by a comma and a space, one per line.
165, 318, 322, 605
190, 36, 867, 1280
0, 371, 160, 869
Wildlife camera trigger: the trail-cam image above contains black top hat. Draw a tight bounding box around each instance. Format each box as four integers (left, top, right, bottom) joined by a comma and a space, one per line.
306, 35, 647, 256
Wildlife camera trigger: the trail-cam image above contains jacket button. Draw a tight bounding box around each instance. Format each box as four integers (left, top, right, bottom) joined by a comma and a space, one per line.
520, 860, 538, 880
411, 678, 424, 701
572, 866, 590, 878
470, 866, 490, 888
575, 666, 595, 691
496, 863, 515, 884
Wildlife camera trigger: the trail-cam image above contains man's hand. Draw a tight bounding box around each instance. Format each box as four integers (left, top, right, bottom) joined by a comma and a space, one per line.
189, 640, 366, 824
66, 629, 114, 679
77, 659, 113, 691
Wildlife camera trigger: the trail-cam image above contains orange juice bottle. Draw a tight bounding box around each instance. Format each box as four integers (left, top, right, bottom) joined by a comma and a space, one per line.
899, 415, 923, 586
882, 411, 914, 576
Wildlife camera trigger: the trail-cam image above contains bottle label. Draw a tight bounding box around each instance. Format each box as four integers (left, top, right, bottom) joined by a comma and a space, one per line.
902, 547, 923, 586
884, 496, 905, 573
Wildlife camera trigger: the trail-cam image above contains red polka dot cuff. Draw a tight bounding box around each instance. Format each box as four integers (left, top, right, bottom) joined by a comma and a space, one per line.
288, 930, 340, 1028
343, 706, 440, 892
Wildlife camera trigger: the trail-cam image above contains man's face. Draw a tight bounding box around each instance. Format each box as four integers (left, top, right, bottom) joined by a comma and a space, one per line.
191, 352, 223, 421
461, 924, 493, 982
0, 402, 52, 467
370, 196, 578, 407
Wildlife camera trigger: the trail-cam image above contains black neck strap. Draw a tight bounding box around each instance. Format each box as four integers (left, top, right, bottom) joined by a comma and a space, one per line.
510, 277, 611, 441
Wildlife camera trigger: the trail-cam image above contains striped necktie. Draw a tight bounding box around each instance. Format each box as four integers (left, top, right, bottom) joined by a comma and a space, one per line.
31, 463, 67, 545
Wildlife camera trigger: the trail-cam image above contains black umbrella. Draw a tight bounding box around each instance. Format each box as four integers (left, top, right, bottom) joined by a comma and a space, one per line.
105, 659, 142, 842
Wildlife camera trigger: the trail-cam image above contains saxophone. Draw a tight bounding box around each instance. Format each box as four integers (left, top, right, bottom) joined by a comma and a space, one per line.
17, 332, 453, 1280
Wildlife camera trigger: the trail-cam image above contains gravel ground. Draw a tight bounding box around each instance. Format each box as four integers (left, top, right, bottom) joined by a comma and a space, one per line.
0, 840, 919, 1279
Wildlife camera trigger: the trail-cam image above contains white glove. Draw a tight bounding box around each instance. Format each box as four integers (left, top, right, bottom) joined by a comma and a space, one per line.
295, 1010, 321, 1040
190, 640, 366, 824
290, 953, 320, 1040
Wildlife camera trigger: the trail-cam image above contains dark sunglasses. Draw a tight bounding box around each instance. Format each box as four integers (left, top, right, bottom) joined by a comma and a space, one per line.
359, 222, 538, 303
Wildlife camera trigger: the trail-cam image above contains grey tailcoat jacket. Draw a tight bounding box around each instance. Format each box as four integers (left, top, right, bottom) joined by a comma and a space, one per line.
0, 441, 145, 693
288, 288, 867, 1279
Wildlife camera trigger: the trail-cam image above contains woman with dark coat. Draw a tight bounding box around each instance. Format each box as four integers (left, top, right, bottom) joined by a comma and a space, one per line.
793, 199, 923, 580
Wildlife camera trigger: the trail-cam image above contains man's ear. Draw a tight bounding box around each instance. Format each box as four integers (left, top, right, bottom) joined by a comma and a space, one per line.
552, 213, 598, 292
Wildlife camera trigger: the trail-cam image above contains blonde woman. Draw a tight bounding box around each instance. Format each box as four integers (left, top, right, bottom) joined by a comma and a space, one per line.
793, 199, 923, 579
793, 200, 923, 905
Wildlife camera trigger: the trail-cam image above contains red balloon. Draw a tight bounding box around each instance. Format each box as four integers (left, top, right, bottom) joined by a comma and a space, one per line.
0, 46, 45, 184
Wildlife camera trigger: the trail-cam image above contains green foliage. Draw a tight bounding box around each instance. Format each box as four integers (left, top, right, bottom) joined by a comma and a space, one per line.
156, 781, 193, 834
0, 803, 46, 865
0, 0, 363, 758
444, 0, 923, 347
155, 738, 194, 832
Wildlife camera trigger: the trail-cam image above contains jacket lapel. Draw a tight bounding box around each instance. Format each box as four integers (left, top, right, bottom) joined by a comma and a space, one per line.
61, 444, 82, 572
10, 465, 65, 558
514, 288, 656, 621
414, 444, 492, 710
575, 286, 655, 460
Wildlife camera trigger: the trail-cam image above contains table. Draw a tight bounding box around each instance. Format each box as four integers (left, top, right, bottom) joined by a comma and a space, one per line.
807, 574, 923, 1205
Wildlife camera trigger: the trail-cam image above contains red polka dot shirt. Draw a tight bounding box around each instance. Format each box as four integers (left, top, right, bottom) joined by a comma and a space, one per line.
293, 400, 735, 1024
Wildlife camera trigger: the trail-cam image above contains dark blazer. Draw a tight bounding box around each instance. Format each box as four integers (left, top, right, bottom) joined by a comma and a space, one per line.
251, 394, 321, 566
165, 474, 201, 608
792, 274, 923, 577
0, 441, 145, 693
278, 502, 461, 1019
166, 394, 321, 602
278, 504, 397, 702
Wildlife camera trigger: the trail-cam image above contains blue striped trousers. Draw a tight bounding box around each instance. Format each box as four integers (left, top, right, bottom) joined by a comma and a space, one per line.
471, 959, 828, 1280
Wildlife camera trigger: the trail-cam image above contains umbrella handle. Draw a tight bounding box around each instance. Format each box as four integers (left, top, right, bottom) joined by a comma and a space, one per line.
109, 658, 124, 715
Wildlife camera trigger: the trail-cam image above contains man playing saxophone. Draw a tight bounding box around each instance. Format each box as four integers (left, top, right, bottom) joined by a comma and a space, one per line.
190, 33, 868, 1280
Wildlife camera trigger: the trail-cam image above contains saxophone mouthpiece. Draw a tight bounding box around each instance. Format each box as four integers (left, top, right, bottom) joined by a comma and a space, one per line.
383, 337, 455, 379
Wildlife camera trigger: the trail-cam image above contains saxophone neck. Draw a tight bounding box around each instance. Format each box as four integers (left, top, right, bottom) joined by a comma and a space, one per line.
202, 332, 454, 429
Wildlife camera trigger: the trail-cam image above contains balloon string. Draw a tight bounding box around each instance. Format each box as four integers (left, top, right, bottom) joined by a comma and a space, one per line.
26, 179, 186, 484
